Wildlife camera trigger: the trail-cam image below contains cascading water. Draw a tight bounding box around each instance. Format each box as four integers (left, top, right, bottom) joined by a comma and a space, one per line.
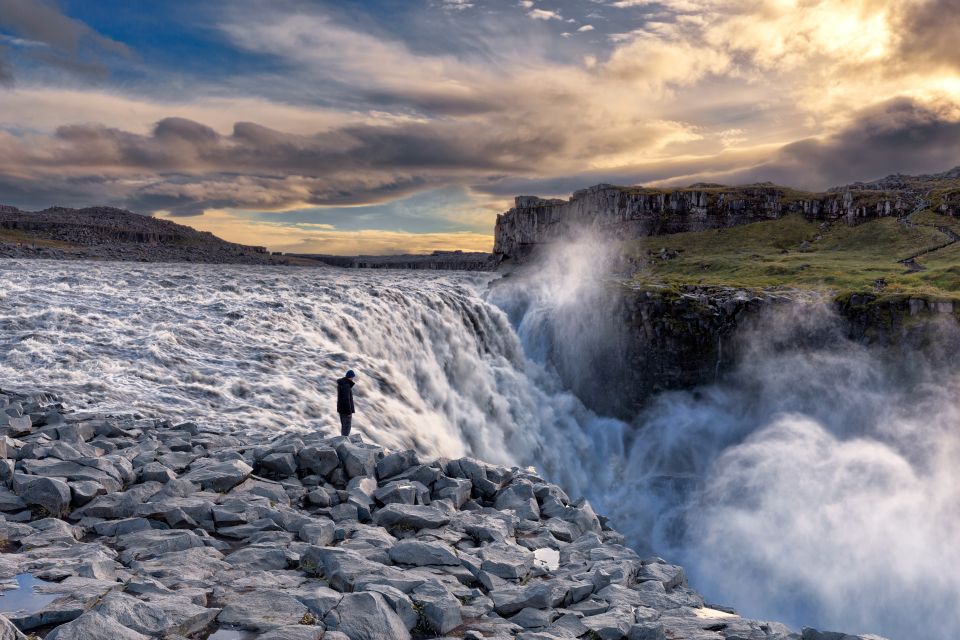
1, 256, 958, 640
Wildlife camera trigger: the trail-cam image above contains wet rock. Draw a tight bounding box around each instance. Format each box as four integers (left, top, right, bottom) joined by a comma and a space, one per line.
7, 594, 92, 631
434, 476, 472, 508
373, 481, 418, 506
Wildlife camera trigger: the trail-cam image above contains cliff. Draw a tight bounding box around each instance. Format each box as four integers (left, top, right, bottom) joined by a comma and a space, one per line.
0, 386, 876, 640
492, 169, 960, 262
0, 205, 282, 265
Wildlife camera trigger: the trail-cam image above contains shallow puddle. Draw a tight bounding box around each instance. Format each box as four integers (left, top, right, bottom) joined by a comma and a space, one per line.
207, 627, 257, 639
0, 573, 63, 613
533, 547, 560, 571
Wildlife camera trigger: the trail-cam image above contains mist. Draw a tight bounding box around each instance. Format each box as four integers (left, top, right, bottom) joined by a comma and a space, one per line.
4, 253, 960, 639
490, 237, 960, 640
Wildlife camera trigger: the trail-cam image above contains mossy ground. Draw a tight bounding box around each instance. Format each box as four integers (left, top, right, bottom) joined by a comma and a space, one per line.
0, 228, 77, 250
625, 212, 960, 300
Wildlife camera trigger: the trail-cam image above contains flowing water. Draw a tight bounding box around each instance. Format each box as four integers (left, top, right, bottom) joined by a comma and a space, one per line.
1, 257, 958, 640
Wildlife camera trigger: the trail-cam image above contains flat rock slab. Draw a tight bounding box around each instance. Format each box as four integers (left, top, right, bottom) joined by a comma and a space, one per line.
45, 611, 149, 640
217, 589, 309, 631
373, 504, 450, 530
181, 460, 252, 492
388, 540, 460, 567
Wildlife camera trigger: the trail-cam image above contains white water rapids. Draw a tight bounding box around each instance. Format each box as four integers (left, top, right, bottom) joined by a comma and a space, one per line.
1, 257, 959, 640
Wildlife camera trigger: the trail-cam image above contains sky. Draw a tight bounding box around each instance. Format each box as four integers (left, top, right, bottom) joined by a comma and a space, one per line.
1, 0, 959, 254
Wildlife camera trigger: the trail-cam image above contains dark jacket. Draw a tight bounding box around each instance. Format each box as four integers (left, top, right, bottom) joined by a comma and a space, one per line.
337, 377, 355, 414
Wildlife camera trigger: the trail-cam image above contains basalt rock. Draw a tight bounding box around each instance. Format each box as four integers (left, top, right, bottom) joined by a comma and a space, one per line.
0, 386, 881, 640
493, 182, 927, 263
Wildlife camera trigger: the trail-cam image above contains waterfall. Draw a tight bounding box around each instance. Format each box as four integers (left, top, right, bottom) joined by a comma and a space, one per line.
2, 257, 960, 639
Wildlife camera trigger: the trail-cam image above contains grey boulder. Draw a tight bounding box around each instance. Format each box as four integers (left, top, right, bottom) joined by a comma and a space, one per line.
373, 504, 450, 530
388, 540, 460, 566
182, 460, 252, 492
324, 592, 410, 640
45, 611, 149, 640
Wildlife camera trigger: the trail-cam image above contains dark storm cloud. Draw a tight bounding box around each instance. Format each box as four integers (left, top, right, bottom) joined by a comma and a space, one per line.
473, 98, 960, 199
44, 117, 539, 175
723, 98, 960, 190
0, 114, 556, 214
896, 0, 960, 73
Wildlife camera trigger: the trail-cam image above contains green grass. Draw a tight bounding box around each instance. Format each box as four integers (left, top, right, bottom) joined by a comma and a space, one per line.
0, 228, 77, 249
624, 213, 960, 299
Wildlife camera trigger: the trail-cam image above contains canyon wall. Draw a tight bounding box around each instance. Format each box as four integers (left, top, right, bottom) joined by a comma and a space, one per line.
493, 184, 917, 262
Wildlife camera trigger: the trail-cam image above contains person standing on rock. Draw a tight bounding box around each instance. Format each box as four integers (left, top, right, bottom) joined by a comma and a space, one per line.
336, 370, 357, 436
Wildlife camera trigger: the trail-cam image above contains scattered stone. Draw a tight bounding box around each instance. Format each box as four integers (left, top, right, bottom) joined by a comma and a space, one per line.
0, 389, 867, 640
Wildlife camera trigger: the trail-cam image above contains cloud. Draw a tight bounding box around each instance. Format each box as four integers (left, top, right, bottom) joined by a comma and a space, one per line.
528, 8, 563, 20
4, 1, 960, 252
739, 97, 960, 189
0, 0, 130, 81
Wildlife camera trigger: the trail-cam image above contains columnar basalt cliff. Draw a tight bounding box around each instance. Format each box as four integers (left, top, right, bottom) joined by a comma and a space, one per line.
493, 184, 918, 262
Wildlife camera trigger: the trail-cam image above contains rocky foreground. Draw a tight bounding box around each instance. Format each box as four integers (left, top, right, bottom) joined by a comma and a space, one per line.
0, 388, 879, 640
